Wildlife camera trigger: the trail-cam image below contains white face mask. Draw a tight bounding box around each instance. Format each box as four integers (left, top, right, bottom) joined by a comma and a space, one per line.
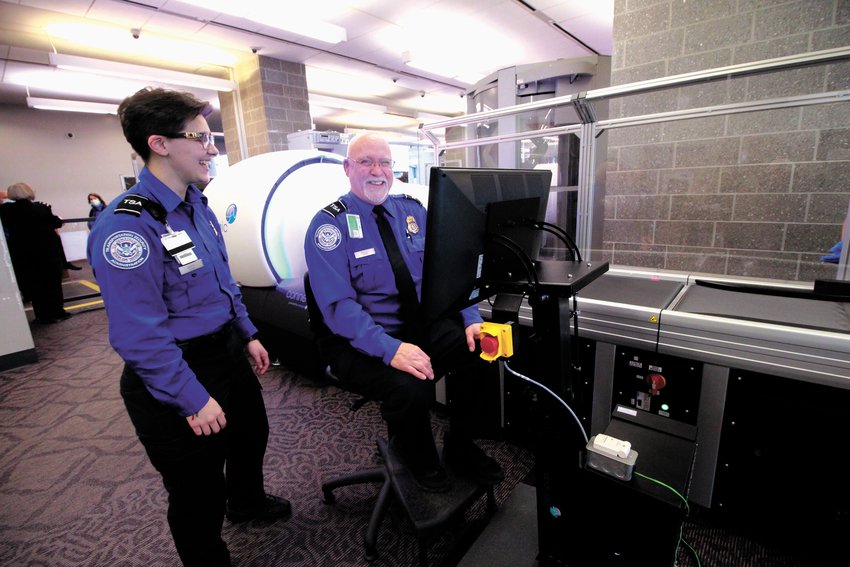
91, 199, 101, 207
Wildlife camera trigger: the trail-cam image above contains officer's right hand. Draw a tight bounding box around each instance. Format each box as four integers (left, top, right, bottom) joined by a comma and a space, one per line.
390, 342, 434, 380
186, 397, 227, 436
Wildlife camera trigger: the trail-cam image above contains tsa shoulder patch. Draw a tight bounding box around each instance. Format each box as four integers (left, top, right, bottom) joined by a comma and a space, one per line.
103, 230, 150, 270
314, 223, 342, 251
322, 200, 346, 218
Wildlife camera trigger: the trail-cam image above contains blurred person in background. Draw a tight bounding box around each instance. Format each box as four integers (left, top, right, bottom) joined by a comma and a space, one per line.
0, 182, 71, 323
87, 192, 106, 230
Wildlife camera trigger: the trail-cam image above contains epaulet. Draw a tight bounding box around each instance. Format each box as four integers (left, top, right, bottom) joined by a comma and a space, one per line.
401, 194, 422, 206
322, 200, 347, 217
114, 193, 167, 222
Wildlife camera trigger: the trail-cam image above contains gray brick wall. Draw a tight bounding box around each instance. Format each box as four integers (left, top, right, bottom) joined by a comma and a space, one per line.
607, 0, 850, 280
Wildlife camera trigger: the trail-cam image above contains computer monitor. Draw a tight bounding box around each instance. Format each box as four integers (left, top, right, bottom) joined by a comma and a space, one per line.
420, 166, 553, 326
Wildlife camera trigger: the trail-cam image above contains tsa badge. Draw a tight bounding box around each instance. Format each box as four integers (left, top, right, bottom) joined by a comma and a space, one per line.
406, 215, 419, 234
103, 231, 150, 270
315, 223, 342, 251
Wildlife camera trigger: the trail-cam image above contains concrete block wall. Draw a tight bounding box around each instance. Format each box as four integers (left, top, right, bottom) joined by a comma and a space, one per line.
606, 0, 850, 281
219, 55, 312, 165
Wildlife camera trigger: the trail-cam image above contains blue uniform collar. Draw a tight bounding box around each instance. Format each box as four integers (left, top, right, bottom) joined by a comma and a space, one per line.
137, 167, 207, 212
345, 191, 401, 219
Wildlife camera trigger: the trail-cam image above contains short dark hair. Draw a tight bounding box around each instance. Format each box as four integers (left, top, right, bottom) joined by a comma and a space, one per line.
117, 87, 211, 162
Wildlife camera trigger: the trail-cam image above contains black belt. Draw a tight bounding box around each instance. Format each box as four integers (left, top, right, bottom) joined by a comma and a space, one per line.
177, 322, 233, 351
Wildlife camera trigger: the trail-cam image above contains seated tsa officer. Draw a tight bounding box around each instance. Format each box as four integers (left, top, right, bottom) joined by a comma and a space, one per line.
87, 87, 289, 567
304, 132, 504, 492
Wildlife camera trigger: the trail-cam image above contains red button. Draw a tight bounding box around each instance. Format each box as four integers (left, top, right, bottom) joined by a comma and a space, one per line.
481, 334, 500, 356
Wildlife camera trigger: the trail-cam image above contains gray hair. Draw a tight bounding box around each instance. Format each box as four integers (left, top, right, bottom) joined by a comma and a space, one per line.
6, 182, 35, 201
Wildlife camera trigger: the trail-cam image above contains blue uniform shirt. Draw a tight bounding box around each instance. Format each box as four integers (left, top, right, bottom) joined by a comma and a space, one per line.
304, 192, 482, 365
87, 167, 258, 416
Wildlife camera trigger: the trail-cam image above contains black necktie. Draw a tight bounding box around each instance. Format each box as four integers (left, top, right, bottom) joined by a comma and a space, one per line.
373, 205, 420, 342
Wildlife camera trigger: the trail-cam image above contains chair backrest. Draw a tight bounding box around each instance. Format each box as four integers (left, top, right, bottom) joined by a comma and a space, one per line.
304, 273, 364, 405
303, 272, 334, 342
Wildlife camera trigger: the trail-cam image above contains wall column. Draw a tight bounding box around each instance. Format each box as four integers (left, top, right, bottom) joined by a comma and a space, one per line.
220, 54, 313, 165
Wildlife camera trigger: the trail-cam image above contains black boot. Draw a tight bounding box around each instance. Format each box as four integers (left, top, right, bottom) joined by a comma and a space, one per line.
443, 431, 504, 485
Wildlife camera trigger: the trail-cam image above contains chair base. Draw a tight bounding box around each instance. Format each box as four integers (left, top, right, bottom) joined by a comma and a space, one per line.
321, 437, 497, 566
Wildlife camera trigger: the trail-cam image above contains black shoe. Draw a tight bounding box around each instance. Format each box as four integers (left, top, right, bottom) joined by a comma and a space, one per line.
34, 311, 72, 324
388, 437, 451, 493
226, 494, 292, 523
410, 464, 451, 493
443, 432, 505, 486
65, 263, 83, 270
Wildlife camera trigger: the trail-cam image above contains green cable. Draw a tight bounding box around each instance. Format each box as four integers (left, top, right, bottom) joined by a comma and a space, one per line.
632, 471, 702, 565
681, 538, 702, 567
633, 470, 690, 515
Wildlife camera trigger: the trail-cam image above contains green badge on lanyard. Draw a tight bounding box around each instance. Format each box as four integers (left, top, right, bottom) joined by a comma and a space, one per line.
346, 214, 363, 238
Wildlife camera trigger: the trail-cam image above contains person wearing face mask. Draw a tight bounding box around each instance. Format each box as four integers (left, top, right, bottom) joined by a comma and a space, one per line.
87, 87, 290, 567
86, 192, 106, 230
303, 133, 504, 493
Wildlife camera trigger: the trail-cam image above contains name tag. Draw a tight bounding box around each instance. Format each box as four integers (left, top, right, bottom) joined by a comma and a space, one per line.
354, 247, 376, 259
161, 230, 197, 266
179, 259, 204, 275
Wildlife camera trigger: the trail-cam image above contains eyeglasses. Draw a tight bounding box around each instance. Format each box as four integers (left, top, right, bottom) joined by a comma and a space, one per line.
350, 157, 395, 169
166, 131, 216, 149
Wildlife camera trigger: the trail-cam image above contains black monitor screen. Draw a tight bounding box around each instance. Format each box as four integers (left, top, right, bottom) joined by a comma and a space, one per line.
420, 166, 552, 326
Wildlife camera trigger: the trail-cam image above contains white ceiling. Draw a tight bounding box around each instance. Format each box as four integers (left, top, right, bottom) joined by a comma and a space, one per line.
0, 0, 613, 135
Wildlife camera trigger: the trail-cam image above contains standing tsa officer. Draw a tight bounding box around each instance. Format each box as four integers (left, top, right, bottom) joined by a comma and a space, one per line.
304, 133, 504, 493
87, 87, 290, 567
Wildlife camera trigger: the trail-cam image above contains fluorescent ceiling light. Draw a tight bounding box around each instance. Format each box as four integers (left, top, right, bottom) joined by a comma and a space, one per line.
335, 112, 418, 129
176, 0, 347, 44
310, 94, 387, 114
46, 23, 239, 67
49, 53, 236, 92
381, 10, 523, 83
7, 64, 147, 100
27, 97, 118, 114
402, 51, 488, 84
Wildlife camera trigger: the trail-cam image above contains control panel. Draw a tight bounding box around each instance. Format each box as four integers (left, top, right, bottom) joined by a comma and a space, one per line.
612, 346, 702, 426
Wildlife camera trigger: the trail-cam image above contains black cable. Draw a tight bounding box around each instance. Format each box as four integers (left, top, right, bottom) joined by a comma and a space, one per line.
535, 220, 582, 262
485, 233, 540, 288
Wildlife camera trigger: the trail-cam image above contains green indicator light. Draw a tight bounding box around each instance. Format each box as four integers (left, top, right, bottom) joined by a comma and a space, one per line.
661, 403, 670, 411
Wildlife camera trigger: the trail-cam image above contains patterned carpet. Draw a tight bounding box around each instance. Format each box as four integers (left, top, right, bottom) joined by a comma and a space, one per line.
0, 308, 534, 567
0, 305, 825, 567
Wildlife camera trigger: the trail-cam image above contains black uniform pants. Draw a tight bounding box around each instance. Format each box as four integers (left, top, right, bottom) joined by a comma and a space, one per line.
120, 327, 269, 567
15, 253, 65, 321
322, 316, 484, 470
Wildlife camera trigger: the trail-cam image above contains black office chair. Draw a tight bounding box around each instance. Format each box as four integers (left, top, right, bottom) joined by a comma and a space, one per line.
303, 273, 497, 566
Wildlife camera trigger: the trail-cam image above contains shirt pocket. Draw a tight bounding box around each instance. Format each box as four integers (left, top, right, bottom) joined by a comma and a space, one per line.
407, 232, 426, 267
350, 249, 389, 294
162, 259, 218, 313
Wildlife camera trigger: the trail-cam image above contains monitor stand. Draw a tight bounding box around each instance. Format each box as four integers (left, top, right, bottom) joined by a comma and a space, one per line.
488, 259, 611, 566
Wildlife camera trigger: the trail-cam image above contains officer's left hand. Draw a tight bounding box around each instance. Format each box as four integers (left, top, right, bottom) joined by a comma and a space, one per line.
187, 396, 227, 436
390, 343, 434, 380
246, 339, 270, 375
465, 323, 482, 352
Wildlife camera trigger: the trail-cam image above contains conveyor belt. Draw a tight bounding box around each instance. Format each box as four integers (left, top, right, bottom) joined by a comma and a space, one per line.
579, 274, 683, 309
673, 281, 850, 334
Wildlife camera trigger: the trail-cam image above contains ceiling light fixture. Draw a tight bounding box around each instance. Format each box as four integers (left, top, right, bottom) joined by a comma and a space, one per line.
402, 51, 485, 84
310, 94, 387, 114
45, 23, 239, 67
49, 53, 236, 92
26, 97, 119, 114
176, 0, 347, 44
